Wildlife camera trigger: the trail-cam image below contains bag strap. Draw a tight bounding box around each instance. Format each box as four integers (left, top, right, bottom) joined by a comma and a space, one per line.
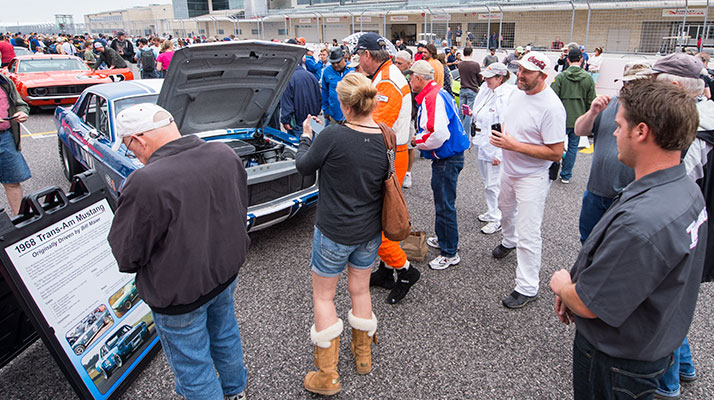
378, 122, 397, 177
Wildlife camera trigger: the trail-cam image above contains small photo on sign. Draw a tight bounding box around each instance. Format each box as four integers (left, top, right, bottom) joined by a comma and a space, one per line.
65, 304, 114, 356
80, 305, 156, 394
108, 279, 139, 318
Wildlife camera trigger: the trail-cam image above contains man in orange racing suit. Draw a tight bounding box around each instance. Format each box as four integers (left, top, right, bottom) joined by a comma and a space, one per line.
354, 33, 419, 304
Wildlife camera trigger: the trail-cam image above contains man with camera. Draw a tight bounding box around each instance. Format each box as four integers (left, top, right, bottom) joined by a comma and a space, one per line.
489, 52, 566, 309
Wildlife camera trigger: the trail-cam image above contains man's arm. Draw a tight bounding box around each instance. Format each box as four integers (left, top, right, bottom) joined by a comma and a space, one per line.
550, 269, 597, 321
490, 125, 564, 162
574, 95, 610, 136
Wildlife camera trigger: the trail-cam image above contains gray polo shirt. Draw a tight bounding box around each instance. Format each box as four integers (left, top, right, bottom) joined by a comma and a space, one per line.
571, 163, 707, 361
586, 97, 635, 199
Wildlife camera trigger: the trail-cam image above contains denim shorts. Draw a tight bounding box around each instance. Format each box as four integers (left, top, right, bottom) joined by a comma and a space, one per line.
0, 130, 31, 184
310, 226, 382, 278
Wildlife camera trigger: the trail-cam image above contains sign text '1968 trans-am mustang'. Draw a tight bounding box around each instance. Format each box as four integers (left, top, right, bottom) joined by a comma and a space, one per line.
2, 54, 133, 109
54, 41, 318, 231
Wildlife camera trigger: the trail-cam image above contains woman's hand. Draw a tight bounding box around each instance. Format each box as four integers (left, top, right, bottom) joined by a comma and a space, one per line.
302, 114, 319, 140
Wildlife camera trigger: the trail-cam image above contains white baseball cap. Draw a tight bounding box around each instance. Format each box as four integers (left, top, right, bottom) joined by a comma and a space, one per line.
515, 51, 551, 75
113, 103, 174, 151
481, 62, 508, 78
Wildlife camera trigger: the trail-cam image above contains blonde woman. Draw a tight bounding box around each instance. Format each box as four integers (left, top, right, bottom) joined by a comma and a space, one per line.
295, 72, 388, 396
156, 40, 174, 78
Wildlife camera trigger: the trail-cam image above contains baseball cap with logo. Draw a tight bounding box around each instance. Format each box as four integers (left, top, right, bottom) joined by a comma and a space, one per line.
515, 51, 551, 75
651, 53, 704, 79
94, 41, 104, 49
481, 62, 508, 78
113, 104, 174, 151
615, 61, 653, 82
347, 54, 360, 68
353, 32, 387, 55
516, 46, 524, 53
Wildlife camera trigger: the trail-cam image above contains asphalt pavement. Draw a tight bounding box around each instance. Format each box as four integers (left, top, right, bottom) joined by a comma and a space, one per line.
0, 111, 713, 399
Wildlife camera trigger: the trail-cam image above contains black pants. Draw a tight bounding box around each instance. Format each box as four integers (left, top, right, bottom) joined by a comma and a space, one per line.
573, 331, 672, 400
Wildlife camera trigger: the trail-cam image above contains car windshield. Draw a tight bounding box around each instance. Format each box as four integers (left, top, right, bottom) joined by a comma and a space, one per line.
18, 58, 89, 73
114, 95, 159, 116
14, 47, 31, 56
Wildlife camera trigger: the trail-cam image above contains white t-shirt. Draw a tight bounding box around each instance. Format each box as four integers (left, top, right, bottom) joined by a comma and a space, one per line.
501, 86, 566, 177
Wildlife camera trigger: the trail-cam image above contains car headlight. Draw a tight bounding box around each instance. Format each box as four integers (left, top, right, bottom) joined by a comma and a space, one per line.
30, 87, 48, 96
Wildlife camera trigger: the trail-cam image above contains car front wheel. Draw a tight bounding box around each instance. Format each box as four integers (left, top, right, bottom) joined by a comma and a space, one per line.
58, 137, 86, 181
98, 366, 110, 380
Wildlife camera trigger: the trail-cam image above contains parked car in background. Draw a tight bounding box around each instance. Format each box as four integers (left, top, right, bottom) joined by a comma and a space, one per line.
54, 41, 318, 232
95, 322, 150, 380
1, 54, 133, 110
13, 46, 31, 57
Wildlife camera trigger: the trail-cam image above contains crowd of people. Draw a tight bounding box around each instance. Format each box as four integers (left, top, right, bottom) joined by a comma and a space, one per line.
2, 29, 714, 400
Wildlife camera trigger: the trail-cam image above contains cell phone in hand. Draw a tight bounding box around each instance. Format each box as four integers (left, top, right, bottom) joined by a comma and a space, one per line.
462, 104, 471, 116
3, 115, 19, 121
309, 118, 325, 136
491, 123, 502, 133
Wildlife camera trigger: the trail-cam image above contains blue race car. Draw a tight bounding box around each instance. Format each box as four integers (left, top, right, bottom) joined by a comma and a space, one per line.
95, 322, 150, 380
55, 41, 318, 232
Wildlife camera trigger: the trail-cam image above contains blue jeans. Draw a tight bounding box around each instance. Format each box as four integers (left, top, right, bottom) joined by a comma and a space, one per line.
579, 190, 616, 244
152, 279, 248, 400
560, 128, 579, 180
573, 331, 671, 400
657, 337, 696, 397
459, 88, 478, 137
141, 70, 159, 79
431, 153, 464, 257
310, 226, 381, 277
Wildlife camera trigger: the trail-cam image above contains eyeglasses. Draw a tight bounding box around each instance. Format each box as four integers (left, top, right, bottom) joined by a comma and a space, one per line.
125, 133, 144, 154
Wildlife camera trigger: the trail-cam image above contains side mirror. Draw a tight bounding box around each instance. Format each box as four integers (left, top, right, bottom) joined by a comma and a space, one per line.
88, 129, 98, 139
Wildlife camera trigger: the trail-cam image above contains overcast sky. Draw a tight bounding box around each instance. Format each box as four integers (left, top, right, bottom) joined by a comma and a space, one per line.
1, 0, 165, 25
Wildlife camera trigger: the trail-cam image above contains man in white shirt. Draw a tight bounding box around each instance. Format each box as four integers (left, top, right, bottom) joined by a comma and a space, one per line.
490, 52, 566, 309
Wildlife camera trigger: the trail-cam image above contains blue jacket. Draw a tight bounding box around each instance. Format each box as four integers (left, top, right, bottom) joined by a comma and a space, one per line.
281, 65, 322, 126
304, 55, 324, 81
414, 81, 470, 160
321, 65, 353, 122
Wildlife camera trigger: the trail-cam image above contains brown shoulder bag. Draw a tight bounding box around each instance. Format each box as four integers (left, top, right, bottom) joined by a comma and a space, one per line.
378, 122, 411, 241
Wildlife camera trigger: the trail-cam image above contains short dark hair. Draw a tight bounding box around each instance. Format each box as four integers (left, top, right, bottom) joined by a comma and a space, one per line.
463, 47, 473, 56
138, 38, 148, 45
618, 79, 698, 151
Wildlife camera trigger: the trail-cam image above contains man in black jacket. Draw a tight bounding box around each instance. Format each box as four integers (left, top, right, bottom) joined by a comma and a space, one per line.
92, 42, 127, 70
109, 31, 134, 63
108, 103, 250, 400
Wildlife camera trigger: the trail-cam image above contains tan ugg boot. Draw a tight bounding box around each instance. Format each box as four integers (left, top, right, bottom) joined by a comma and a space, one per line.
304, 319, 343, 396
348, 309, 378, 375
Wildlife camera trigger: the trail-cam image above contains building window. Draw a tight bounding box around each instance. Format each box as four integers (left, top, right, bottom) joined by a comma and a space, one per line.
199, 29, 206, 34
187, 0, 210, 18
235, 29, 242, 35
213, 0, 229, 10
218, 29, 224, 34
251, 29, 259, 35
278, 29, 287, 35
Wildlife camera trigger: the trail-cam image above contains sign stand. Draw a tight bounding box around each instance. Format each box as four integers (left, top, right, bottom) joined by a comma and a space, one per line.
0, 170, 159, 400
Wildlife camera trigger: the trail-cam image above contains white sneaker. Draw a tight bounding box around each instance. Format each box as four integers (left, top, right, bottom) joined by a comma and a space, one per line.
426, 236, 440, 249
225, 391, 246, 400
560, 178, 570, 184
402, 172, 412, 188
477, 213, 491, 223
429, 254, 461, 270
481, 221, 502, 234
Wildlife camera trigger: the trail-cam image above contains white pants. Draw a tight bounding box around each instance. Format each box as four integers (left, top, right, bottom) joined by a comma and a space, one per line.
498, 172, 551, 297
477, 159, 502, 222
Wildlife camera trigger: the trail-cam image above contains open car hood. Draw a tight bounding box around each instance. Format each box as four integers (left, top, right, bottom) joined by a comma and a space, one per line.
157, 41, 306, 135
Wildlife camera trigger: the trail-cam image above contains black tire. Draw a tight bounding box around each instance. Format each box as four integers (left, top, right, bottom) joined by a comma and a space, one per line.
98, 366, 109, 380
58, 137, 85, 181
122, 300, 131, 312
115, 355, 123, 368
74, 344, 85, 355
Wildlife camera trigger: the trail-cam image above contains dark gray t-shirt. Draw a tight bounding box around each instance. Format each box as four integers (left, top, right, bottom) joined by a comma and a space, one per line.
295, 124, 388, 245
586, 97, 635, 198
571, 164, 707, 361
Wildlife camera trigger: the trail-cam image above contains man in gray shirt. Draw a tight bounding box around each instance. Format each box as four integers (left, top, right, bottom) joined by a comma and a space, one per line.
549, 80, 707, 399
573, 61, 650, 242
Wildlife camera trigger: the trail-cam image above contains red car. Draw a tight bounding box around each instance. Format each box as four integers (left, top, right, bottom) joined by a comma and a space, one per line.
0, 54, 133, 110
